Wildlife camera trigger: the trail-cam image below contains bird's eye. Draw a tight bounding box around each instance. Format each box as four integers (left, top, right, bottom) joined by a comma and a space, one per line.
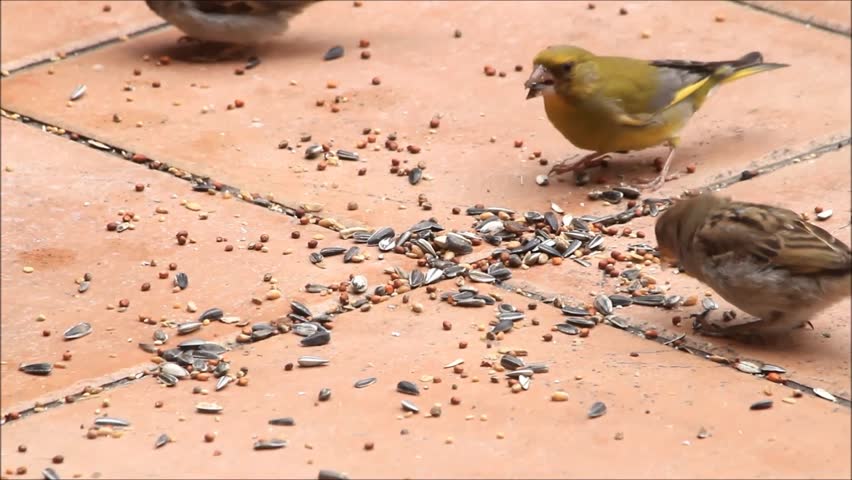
561, 62, 574, 73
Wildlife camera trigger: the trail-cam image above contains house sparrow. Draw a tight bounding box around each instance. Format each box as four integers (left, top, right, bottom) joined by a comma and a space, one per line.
145, 1, 320, 61
524, 46, 788, 190
655, 193, 851, 341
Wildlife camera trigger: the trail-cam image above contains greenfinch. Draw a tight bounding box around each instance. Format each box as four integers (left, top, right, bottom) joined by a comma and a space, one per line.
655, 193, 851, 341
525, 46, 788, 190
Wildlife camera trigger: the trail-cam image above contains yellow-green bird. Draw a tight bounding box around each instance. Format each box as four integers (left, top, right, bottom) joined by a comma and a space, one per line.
525, 46, 789, 190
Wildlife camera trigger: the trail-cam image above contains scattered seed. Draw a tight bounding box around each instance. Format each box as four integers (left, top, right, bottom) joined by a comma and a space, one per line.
587, 401, 607, 418
354, 377, 377, 389
324, 45, 344, 61
750, 400, 773, 410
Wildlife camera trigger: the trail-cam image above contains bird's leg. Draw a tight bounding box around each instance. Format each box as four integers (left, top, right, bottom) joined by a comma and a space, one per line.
186, 41, 252, 63
636, 143, 677, 191
548, 152, 610, 177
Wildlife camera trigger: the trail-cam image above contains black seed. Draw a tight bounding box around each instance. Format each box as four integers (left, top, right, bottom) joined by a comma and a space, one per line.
254, 439, 287, 450
19, 362, 52, 376
154, 433, 171, 449
174, 272, 188, 290
354, 377, 377, 388
750, 400, 773, 410
198, 308, 223, 322
318, 388, 332, 401
408, 167, 422, 185
555, 323, 580, 335
269, 417, 295, 426
301, 329, 330, 347
63, 322, 92, 340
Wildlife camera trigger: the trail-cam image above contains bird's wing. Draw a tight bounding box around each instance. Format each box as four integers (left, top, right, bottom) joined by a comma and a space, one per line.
695, 202, 852, 275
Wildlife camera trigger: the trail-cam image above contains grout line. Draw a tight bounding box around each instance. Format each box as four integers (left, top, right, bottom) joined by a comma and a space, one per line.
496, 280, 852, 409
731, 0, 852, 37
1, 22, 170, 79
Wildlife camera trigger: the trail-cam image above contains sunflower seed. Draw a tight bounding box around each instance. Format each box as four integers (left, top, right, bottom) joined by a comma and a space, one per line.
195, 402, 223, 414
337, 149, 359, 161
397, 380, 419, 395
587, 401, 607, 418
292, 323, 320, 337
696, 427, 710, 439
468, 271, 496, 283
605, 315, 629, 329
172, 272, 188, 290
298, 356, 330, 367
305, 145, 324, 159
813, 388, 836, 402
301, 330, 330, 347
443, 358, 464, 368
664, 295, 683, 309
19, 362, 52, 376
160, 362, 190, 378
269, 417, 295, 426
318, 388, 332, 401
154, 433, 171, 449
367, 227, 394, 245
291, 301, 312, 318
613, 185, 641, 199
525, 362, 549, 374
601, 190, 624, 204
401, 400, 420, 413
561, 305, 590, 316
408, 167, 422, 185
177, 321, 202, 335
497, 311, 525, 323
254, 439, 287, 450
555, 323, 580, 335
78, 281, 90, 293
69, 84, 87, 101
350, 275, 368, 294
735, 361, 762, 375
518, 374, 531, 390
215, 375, 232, 391
505, 368, 534, 378
701, 297, 718, 311
500, 355, 525, 371
324, 45, 344, 60
749, 400, 773, 410
63, 322, 92, 340
608, 295, 633, 307
158, 372, 178, 387
94, 417, 130, 427
42, 467, 61, 480
633, 294, 666, 307
563, 316, 596, 328
318, 470, 349, 480
309, 252, 324, 265
343, 246, 360, 263
354, 377, 377, 389
594, 295, 613, 315
490, 318, 513, 337
139, 342, 157, 353
760, 364, 787, 374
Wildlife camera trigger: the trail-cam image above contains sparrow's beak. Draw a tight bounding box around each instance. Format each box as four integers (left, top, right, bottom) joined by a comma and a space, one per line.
524, 64, 553, 100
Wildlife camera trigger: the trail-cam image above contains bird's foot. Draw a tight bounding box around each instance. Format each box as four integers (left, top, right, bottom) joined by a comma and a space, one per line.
635, 172, 669, 191
547, 154, 610, 177
184, 42, 251, 63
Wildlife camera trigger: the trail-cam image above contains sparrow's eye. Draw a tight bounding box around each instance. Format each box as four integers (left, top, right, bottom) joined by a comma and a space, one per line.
561, 62, 574, 73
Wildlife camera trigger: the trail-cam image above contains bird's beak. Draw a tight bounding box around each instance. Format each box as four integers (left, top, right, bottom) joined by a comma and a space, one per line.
524, 64, 553, 100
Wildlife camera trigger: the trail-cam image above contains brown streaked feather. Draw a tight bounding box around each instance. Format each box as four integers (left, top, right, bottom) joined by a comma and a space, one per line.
695, 201, 852, 275
194, 1, 317, 16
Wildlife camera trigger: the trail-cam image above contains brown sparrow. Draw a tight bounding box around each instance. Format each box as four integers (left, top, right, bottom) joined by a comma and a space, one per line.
145, 1, 320, 60
655, 193, 851, 341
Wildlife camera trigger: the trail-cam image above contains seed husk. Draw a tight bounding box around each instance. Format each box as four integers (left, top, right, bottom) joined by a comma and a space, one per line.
401, 400, 420, 413
749, 400, 773, 410
298, 355, 330, 367
42, 468, 61, 480
19, 362, 53, 376
215, 375, 232, 391
397, 380, 419, 395
760, 364, 787, 374
177, 321, 202, 335
563, 316, 596, 328
736, 361, 762, 375
269, 417, 295, 426
69, 84, 87, 101
632, 294, 665, 307
813, 388, 836, 402
196, 402, 223, 414
324, 45, 344, 61
609, 295, 633, 307
254, 439, 287, 450
78, 281, 90, 293
94, 417, 130, 427
291, 301, 312, 318
408, 167, 423, 185
154, 433, 171, 449
561, 305, 590, 316
587, 401, 607, 418
500, 355, 525, 371
174, 272, 188, 290
63, 322, 92, 340
354, 377, 377, 388
318, 388, 332, 401
593, 295, 613, 315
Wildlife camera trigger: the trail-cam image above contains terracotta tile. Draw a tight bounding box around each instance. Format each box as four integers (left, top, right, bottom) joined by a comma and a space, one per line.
0, 1, 163, 72
0, 1, 848, 229
745, 1, 852, 33
504, 149, 851, 398
1, 287, 849, 479
0, 119, 412, 411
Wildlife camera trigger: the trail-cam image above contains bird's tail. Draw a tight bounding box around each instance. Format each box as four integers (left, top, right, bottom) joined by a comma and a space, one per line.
716, 52, 789, 85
